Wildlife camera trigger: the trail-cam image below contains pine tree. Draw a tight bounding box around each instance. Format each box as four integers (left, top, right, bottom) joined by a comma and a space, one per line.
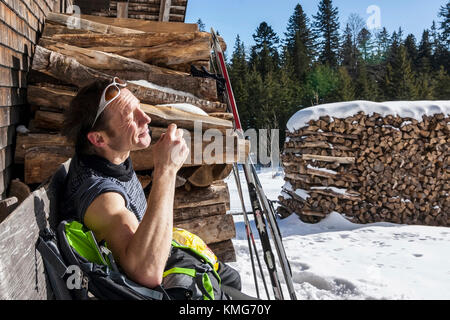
404, 34, 418, 68
249, 22, 280, 79
334, 67, 355, 101
374, 27, 391, 62
357, 28, 374, 62
385, 45, 418, 100
312, 0, 340, 67
196, 18, 205, 32
229, 35, 249, 128
305, 64, 339, 105
434, 66, 450, 99
284, 4, 314, 82
417, 30, 433, 73
438, 1, 450, 47
340, 23, 359, 77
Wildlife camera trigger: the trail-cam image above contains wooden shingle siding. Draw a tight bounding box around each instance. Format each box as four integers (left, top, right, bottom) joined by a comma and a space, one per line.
0, 0, 61, 200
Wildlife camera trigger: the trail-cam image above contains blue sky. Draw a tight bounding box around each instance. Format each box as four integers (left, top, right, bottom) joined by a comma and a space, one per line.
185, 0, 446, 53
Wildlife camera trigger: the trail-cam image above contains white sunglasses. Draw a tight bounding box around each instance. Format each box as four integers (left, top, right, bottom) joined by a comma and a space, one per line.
91, 77, 127, 129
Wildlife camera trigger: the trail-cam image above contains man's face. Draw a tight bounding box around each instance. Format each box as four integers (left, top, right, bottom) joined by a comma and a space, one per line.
103, 88, 152, 153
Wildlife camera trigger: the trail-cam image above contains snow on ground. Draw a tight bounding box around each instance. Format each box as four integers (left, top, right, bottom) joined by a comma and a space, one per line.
225, 168, 450, 300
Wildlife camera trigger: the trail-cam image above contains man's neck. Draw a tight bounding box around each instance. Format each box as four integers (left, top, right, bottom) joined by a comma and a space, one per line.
95, 148, 130, 165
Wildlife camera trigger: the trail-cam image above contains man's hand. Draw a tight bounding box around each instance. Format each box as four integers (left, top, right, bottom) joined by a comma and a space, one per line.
152, 123, 189, 174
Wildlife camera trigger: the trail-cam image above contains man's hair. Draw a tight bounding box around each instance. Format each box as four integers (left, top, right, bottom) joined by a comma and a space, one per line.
63, 79, 114, 155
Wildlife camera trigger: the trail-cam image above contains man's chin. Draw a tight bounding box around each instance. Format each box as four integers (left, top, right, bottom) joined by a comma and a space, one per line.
132, 136, 151, 151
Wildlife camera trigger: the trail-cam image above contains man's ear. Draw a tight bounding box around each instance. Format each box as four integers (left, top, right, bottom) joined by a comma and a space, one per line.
87, 131, 106, 148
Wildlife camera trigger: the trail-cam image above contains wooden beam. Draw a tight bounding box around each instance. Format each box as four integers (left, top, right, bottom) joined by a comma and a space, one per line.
159, 0, 172, 22
46, 12, 144, 34
116, 2, 129, 18
78, 14, 198, 33
0, 187, 51, 299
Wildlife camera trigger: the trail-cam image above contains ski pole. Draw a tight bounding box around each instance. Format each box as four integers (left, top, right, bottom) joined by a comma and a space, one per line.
232, 164, 270, 299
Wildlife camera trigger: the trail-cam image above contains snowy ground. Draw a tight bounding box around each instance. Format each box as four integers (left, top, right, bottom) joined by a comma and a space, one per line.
225, 168, 450, 300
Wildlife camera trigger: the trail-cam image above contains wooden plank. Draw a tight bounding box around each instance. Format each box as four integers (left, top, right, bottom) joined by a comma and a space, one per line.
174, 183, 229, 210
0, 197, 18, 224
116, 2, 128, 18
0, 65, 27, 88
0, 44, 32, 72
0, 167, 11, 202
0, 126, 14, 149
0, 88, 27, 107
77, 14, 198, 33
45, 12, 145, 34
174, 214, 235, 245
158, 0, 171, 22
0, 146, 13, 172
0, 106, 22, 127
0, 186, 52, 299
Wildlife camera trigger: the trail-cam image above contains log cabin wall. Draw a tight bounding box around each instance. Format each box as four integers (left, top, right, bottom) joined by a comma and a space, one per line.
0, 0, 73, 200
279, 111, 449, 227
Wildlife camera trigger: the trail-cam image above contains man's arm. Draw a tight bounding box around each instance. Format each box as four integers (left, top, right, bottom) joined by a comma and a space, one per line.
84, 124, 189, 288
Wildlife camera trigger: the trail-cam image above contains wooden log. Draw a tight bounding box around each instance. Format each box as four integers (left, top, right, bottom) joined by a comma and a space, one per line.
78, 14, 200, 34
174, 183, 229, 210
27, 85, 77, 111
31, 46, 226, 113
173, 202, 228, 223
301, 154, 355, 164
141, 104, 232, 132
7, 179, 31, 204
38, 38, 184, 75
21, 135, 249, 183
184, 164, 233, 187
46, 12, 145, 34
15, 133, 70, 163
42, 21, 94, 37
174, 214, 235, 245
300, 210, 327, 218
24, 146, 74, 184
33, 110, 64, 131
131, 136, 249, 170
89, 37, 211, 72
208, 240, 236, 263
47, 31, 208, 49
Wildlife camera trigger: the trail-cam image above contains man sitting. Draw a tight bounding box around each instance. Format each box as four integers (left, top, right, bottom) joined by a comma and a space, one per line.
61, 78, 243, 299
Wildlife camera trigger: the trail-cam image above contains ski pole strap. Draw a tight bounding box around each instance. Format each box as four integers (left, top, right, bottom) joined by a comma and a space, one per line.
36, 235, 70, 278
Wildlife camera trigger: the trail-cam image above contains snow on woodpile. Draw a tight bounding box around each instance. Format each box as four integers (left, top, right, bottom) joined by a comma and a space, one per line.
279, 100, 450, 227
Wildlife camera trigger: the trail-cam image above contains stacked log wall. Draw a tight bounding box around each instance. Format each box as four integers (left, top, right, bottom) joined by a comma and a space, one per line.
279, 111, 449, 227
15, 13, 242, 261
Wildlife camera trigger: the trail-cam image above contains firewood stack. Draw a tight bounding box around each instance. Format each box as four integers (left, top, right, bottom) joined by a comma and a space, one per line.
17, 13, 248, 262
278, 104, 449, 227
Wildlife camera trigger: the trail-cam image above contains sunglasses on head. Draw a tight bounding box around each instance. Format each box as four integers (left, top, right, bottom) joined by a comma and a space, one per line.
91, 77, 127, 129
